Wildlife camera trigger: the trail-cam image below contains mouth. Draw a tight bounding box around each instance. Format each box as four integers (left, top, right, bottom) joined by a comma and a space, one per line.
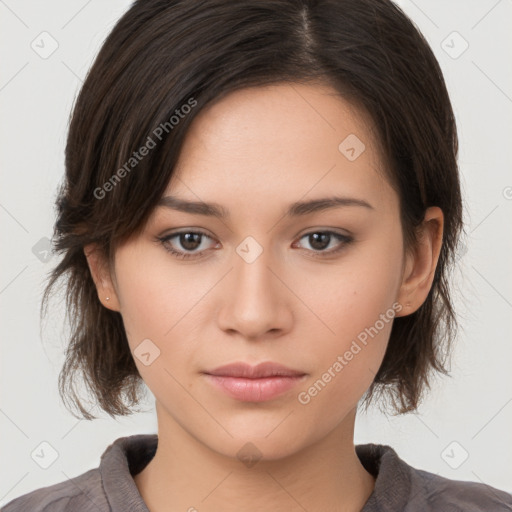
202, 374, 307, 402
202, 361, 307, 402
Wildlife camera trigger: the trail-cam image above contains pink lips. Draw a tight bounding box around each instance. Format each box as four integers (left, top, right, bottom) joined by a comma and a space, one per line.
203, 362, 307, 402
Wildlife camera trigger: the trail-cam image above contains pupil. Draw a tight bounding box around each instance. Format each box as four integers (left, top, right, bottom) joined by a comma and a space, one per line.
181, 233, 201, 250
310, 233, 329, 250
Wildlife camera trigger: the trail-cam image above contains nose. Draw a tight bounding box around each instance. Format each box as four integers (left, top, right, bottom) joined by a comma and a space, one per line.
216, 243, 293, 341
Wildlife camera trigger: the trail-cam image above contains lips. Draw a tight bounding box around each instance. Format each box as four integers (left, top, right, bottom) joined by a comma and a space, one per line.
203, 361, 306, 379
202, 362, 307, 402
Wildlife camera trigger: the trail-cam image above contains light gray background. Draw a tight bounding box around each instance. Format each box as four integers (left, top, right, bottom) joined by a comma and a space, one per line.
1, 0, 511, 506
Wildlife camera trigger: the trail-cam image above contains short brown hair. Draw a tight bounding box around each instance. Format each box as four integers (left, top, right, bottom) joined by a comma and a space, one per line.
41, 0, 465, 420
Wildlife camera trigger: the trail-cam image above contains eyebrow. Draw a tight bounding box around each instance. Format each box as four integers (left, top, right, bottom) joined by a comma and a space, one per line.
157, 195, 374, 219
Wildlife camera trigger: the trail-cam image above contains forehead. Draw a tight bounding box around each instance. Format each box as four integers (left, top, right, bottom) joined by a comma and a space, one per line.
164, 82, 395, 219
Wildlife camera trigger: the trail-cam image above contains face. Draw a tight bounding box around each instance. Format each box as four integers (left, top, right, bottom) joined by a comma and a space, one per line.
86, 82, 440, 461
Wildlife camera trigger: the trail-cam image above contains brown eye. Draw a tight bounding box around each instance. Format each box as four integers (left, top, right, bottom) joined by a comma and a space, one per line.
158, 229, 353, 261
158, 230, 216, 260
178, 232, 202, 251
294, 231, 353, 256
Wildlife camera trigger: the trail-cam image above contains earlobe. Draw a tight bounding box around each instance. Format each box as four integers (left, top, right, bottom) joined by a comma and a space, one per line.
395, 207, 444, 316
83, 243, 120, 311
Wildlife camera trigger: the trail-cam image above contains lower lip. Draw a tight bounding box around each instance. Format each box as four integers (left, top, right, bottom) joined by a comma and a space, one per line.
203, 374, 307, 402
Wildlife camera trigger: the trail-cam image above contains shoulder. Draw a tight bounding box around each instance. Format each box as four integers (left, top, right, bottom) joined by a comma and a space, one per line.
1, 433, 157, 512
357, 443, 512, 512
1, 468, 109, 512
409, 467, 512, 512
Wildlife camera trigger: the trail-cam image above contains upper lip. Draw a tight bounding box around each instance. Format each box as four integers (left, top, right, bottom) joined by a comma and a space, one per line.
204, 362, 306, 379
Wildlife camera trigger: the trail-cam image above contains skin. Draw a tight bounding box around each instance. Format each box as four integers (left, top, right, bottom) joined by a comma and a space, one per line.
84, 82, 443, 512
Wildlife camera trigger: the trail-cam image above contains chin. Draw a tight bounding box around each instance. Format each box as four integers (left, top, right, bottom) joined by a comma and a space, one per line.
204, 429, 307, 464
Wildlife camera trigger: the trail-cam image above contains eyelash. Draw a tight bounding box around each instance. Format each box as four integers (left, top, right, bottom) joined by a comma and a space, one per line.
157, 229, 354, 261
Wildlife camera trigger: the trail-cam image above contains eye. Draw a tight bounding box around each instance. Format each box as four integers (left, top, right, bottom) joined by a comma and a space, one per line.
157, 229, 353, 260
293, 231, 353, 258
158, 230, 217, 260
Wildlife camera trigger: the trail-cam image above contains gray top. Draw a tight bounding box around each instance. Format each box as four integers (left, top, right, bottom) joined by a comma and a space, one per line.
2, 434, 512, 511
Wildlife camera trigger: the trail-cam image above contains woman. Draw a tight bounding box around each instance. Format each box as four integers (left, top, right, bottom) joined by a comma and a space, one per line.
3, 0, 511, 510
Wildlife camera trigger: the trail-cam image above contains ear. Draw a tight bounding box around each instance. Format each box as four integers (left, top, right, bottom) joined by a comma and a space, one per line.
395, 206, 444, 316
83, 243, 121, 311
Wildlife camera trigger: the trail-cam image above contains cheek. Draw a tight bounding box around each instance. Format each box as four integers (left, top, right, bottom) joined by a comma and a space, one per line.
295, 294, 394, 420
295, 249, 402, 343
114, 246, 196, 342
112, 249, 208, 388
291, 243, 402, 400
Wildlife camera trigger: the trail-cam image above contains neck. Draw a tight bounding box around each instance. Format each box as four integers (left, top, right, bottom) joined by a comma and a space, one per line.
134, 407, 376, 512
